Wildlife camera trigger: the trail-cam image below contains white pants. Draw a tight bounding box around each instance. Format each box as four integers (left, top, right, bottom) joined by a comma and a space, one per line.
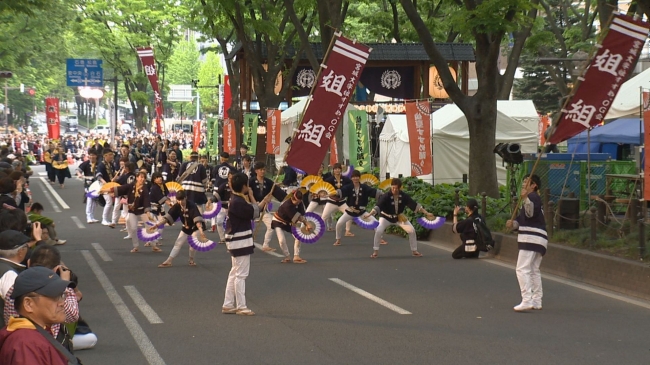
168, 231, 197, 260
73, 333, 98, 351
260, 212, 274, 248
126, 213, 149, 249
112, 197, 126, 224
101, 193, 114, 223
335, 212, 356, 240
515, 250, 543, 305
373, 217, 417, 251
85, 196, 96, 222
213, 208, 228, 241
276, 227, 301, 257
223, 254, 250, 310
306, 201, 333, 229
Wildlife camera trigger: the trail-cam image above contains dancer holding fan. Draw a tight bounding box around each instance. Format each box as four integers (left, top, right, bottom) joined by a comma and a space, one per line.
364, 178, 432, 258
323, 163, 352, 231
332, 170, 381, 246
212, 169, 235, 244
271, 190, 311, 263
155, 190, 206, 268
147, 172, 170, 248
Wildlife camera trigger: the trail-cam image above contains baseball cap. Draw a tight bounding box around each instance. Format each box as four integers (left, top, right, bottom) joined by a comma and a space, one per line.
11, 266, 76, 299
0, 230, 31, 250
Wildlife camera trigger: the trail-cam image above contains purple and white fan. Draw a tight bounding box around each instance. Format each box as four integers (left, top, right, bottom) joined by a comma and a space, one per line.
137, 223, 162, 242
203, 200, 222, 219
291, 212, 325, 244
187, 234, 217, 252
354, 215, 379, 230
417, 215, 446, 230
342, 165, 354, 178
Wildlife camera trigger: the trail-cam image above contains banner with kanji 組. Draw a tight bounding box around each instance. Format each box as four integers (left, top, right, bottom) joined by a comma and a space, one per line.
45, 98, 60, 141
549, 14, 650, 144
243, 113, 258, 155
223, 118, 237, 155
643, 91, 650, 201
136, 47, 164, 134
286, 34, 372, 175
347, 109, 370, 172
192, 120, 201, 152
266, 109, 281, 154
405, 100, 432, 176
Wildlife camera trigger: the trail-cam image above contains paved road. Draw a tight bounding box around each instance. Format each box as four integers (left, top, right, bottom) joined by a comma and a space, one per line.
25, 165, 650, 365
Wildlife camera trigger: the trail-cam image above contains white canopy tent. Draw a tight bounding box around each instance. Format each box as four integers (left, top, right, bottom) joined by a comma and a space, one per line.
379, 100, 539, 185
276, 98, 355, 170
605, 67, 650, 119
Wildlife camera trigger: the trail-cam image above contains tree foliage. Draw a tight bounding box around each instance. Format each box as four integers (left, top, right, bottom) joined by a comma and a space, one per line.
197, 52, 224, 115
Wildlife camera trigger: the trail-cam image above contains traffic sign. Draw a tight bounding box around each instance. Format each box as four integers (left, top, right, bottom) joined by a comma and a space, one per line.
66, 59, 103, 87
168, 84, 193, 102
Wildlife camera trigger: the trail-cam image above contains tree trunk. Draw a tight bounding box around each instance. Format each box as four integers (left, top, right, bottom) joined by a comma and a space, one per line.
466, 98, 499, 197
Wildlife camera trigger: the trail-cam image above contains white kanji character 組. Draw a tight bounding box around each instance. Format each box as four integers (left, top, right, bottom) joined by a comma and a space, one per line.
297, 119, 326, 147
566, 99, 596, 128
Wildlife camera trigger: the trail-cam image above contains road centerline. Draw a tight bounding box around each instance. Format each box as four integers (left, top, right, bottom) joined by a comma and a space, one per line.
38, 179, 61, 213
124, 286, 164, 324
71, 216, 86, 229
39, 177, 70, 209
81, 250, 165, 365
329, 278, 412, 315
91, 243, 113, 262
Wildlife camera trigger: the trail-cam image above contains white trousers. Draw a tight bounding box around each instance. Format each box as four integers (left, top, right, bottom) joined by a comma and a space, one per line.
306, 201, 350, 231
168, 231, 197, 260
85, 196, 96, 221
112, 197, 126, 224
223, 254, 250, 310
101, 193, 114, 223
212, 208, 228, 241
260, 212, 274, 248
335, 212, 356, 240
373, 217, 417, 251
72, 333, 98, 351
126, 213, 149, 249
515, 250, 543, 305
276, 227, 301, 257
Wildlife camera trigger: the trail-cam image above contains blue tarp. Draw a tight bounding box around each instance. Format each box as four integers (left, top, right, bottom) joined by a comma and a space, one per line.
566, 118, 644, 157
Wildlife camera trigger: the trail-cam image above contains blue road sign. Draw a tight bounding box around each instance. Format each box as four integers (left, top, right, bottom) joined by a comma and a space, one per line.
66, 59, 103, 87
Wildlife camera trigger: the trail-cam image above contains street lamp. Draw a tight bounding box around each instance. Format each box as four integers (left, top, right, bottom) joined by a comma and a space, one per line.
78, 87, 104, 132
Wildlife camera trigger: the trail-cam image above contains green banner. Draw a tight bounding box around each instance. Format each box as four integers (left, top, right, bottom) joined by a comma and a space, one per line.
209, 118, 219, 155
243, 113, 258, 155
347, 109, 370, 172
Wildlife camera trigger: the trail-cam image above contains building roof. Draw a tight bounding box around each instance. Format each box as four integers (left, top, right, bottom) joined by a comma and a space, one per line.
229, 42, 475, 62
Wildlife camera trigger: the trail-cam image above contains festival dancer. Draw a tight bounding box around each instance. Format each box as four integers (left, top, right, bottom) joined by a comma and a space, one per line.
248, 162, 286, 252
76, 148, 99, 223
110, 159, 135, 231
155, 190, 205, 268
43, 142, 56, 184
177, 151, 209, 211
364, 178, 432, 258
147, 172, 170, 247
96, 149, 116, 226
323, 163, 352, 230
212, 169, 234, 244
161, 149, 179, 182
332, 170, 380, 246
271, 189, 310, 263
103, 170, 160, 253
222, 172, 261, 316
51, 144, 71, 189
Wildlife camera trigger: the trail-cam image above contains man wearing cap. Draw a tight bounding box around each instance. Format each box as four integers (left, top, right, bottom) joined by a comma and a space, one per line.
0, 230, 33, 328
0, 266, 78, 365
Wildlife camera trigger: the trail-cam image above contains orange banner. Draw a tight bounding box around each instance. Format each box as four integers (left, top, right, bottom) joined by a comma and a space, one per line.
266, 109, 281, 154
330, 136, 338, 166
539, 115, 549, 146
405, 101, 432, 176
192, 120, 201, 152
45, 98, 60, 141
223, 118, 237, 155
643, 91, 650, 201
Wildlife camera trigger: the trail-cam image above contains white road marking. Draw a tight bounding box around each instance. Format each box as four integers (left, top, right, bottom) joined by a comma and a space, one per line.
254, 242, 284, 257
420, 240, 650, 311
81, 250, 166, 365
329, 278, 412, 315
91, 243, 112, 262
124, 286, 164, 324
39, 177, 70, 209
38, 172, 47, 176
70, 216, 85, 229
38, 179, 61, 213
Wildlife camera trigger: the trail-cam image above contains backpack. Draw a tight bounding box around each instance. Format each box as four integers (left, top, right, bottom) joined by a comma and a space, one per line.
473, 216, 495, 252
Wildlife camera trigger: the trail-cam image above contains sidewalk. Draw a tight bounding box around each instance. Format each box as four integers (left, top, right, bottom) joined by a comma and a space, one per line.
428, 223, 650, 301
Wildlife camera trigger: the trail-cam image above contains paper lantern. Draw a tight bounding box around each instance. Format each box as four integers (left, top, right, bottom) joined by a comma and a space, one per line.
429, 66, 457, 99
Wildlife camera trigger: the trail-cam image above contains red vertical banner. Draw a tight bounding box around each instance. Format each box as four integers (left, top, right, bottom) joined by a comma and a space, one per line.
192, 120, 201, 152
266, 109, 281, 154
539, 115, 549, 146
136, 47, 164, 134
285, 35, 372, 175
45, 98, 60, 141
223, 118, 237, 155
643, 91, 650, 201
330, 137, 339, 166
405, 101, 432, 176
223, 75, 232, 120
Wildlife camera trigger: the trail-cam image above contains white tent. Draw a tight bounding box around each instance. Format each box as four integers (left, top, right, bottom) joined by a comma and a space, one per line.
276, 98, 356, 170
379, 100, 539, 185
605, 67, 650, 119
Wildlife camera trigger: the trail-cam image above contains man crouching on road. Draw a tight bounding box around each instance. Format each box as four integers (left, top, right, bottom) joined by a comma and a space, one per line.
0, 266, 79, 365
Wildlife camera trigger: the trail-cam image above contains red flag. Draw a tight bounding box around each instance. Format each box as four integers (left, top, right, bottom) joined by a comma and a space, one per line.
405, 101, 432, 176
286, 34, 371, 175
45, 98, 60, 140
330, 137, 339, 166
644, 91, 650, 201
549, 14, 650, 144
136, 47, 164, 134
266, 109, 281, 154
223, 75, 232, 119
192, 120, 201, 152
223, 118, 237, 155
